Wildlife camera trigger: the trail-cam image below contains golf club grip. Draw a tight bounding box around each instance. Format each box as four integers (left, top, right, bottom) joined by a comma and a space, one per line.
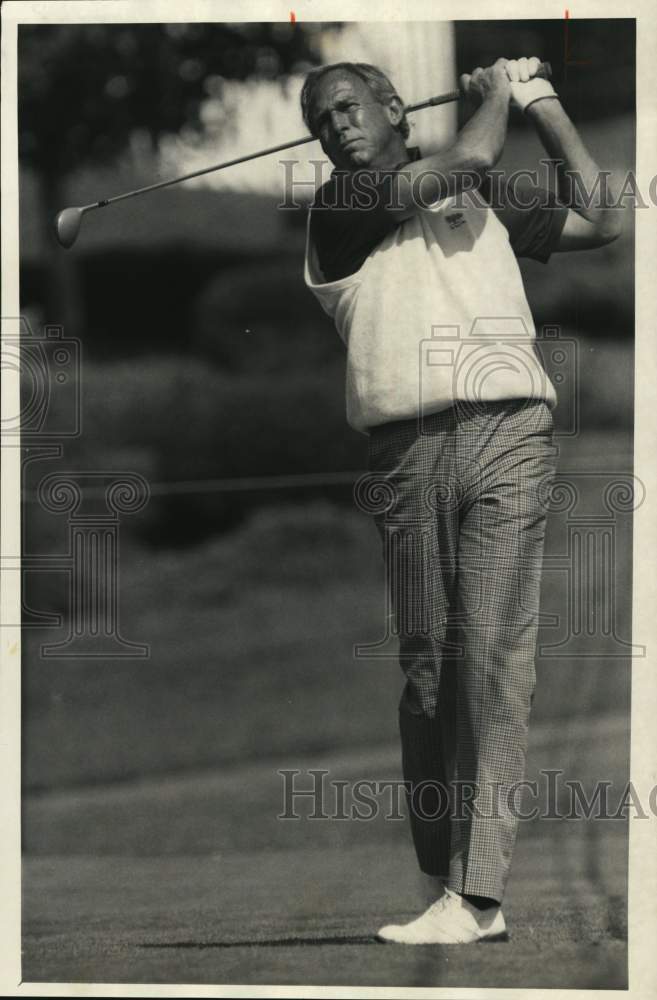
409, 61, 552, 113
466, 60, 552, 80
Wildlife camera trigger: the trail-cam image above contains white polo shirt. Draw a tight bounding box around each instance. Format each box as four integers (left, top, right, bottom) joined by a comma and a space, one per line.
304, 165, 567, 434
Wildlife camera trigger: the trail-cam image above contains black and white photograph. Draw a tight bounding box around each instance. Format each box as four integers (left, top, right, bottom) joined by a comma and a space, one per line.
1, 1, 656, 995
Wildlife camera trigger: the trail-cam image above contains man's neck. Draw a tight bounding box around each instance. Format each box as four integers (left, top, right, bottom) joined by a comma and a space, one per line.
370, 145, 409, 170
370, 144, 422, 170
332, 145, 421, 175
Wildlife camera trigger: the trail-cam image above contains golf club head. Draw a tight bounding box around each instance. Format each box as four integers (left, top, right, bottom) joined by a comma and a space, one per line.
54, 206, 86, 249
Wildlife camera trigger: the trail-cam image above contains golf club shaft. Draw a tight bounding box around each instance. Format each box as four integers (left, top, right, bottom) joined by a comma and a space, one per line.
88, 63, 551, 211
92, 91, 460, 209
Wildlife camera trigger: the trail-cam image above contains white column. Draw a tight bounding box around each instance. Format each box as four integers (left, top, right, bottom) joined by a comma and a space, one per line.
173, 21, 457, 195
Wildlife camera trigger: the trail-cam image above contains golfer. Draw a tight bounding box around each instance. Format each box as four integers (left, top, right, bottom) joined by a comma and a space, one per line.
301, 56, 619, 944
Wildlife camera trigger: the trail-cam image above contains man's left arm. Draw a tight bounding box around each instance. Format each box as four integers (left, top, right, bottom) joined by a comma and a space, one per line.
507, 56, 622, 250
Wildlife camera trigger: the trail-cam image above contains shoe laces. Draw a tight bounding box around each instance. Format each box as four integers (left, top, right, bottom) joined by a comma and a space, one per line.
426, 891, 450, 917
428, 887, 467, 915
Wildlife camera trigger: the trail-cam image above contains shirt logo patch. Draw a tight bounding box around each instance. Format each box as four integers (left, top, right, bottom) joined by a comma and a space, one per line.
446, 212, 466, 230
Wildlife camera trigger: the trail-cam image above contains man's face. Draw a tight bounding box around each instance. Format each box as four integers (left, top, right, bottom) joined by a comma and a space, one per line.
308, 71, 403, 170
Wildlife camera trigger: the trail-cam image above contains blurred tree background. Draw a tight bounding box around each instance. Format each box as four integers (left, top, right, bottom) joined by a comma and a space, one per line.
17, 20, 636, 790
18, 22, 323, 336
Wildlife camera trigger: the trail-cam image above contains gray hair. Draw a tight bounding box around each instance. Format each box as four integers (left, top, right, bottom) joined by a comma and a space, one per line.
300, 62, 410, 141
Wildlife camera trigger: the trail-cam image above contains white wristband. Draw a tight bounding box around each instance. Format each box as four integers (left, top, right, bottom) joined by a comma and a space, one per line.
524, 94, 561, 114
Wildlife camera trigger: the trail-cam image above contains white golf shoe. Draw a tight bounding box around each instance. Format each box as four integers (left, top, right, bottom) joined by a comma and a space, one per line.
376, 888, 508, 945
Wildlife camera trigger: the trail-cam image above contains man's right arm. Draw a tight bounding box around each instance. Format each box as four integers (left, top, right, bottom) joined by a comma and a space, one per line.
310, 59, 513, 282
389, 58, 512, 220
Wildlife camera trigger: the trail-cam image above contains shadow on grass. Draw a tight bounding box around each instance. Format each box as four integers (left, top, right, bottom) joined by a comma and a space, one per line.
140, 935, 378, 948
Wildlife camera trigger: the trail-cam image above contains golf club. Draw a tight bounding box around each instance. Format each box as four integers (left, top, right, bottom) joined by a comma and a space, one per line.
54, 62, 552, 249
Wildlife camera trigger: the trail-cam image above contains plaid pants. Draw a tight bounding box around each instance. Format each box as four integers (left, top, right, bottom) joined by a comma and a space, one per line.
366, 399, 557, 902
